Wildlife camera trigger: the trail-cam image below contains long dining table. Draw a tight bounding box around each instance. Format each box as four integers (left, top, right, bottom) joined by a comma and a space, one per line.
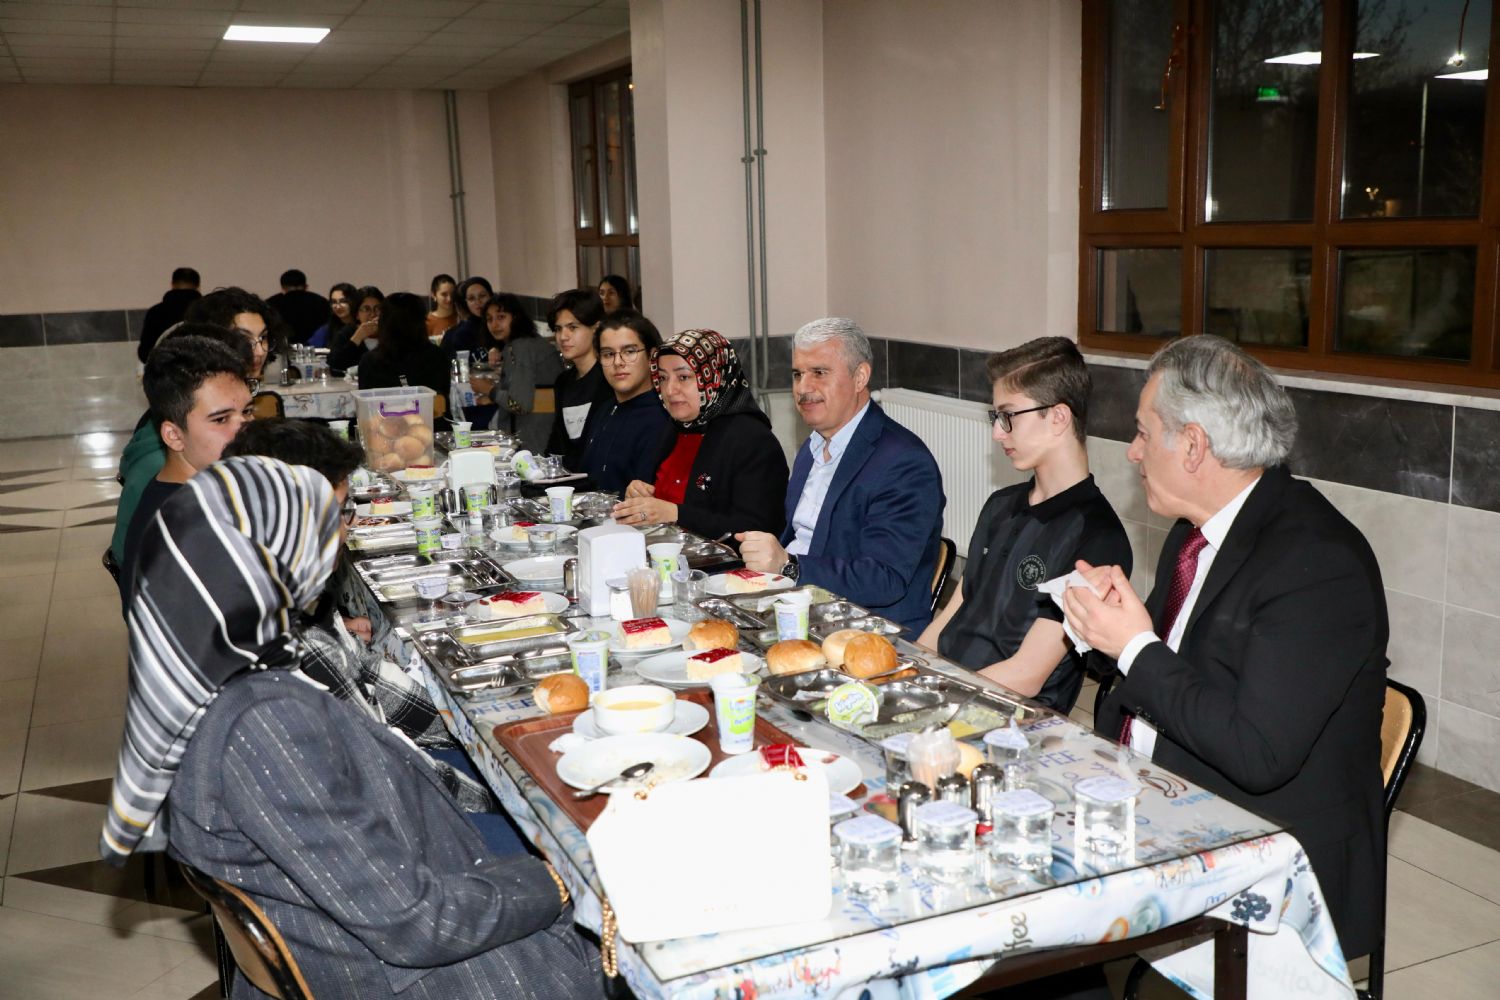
335, 523, 1357, 1000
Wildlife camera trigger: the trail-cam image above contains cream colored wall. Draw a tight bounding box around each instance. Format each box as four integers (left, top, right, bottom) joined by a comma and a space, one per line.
0, 84, 499, 313
821, 0, 1082, 351
631, 0, 827, 339
487, 34, 631, 299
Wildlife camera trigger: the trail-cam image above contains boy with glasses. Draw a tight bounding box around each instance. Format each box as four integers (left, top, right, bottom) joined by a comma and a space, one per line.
916, 337, 1131, 714
578, 309, 671, 493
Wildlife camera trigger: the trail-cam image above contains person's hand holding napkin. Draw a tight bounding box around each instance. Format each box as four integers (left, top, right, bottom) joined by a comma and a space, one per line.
1060, 560, 1153, 660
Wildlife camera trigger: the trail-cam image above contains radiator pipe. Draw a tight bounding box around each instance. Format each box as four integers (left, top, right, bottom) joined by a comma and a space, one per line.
753, 0, 770, 388
739, 0, 760, 394
444, 90, 470, 279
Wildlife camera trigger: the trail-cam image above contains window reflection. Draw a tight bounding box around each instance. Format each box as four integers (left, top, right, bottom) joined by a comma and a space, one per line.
1338, 247, 1475, 359
1205, 248, 1312, 346
1097, 248, 1181, 336
1102, 0, 1174, 211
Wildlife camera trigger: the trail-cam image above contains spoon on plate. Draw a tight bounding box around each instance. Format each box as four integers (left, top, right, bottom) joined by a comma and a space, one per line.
572, 761, 655, 798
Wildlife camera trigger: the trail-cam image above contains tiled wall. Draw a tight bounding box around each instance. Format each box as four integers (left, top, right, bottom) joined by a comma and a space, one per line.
744, 332, 1498, 794
0, 309, 147, 440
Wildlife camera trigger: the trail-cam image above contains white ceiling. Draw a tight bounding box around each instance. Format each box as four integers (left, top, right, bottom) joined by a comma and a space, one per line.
0, 0, 629, 91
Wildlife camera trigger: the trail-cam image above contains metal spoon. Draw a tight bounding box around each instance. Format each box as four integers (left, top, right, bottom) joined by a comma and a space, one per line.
919, 686, 983, 733
571, 761, 655, 799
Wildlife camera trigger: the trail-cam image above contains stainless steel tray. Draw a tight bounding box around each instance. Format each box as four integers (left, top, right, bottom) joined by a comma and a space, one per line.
809, 599, 871, 625
693, 597, 768, 631
810, 615, 902, 642
441, 613, 575, 661
440, 644, 574, 694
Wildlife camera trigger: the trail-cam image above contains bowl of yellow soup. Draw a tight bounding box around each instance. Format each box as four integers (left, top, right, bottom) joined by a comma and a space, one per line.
592, 684, 677, 735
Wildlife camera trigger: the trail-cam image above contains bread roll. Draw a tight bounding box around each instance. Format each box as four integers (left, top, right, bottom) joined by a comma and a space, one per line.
840, 633, 898, 679
686, 618, 739, 651
820, 628, 867, 668
956, 741, 985, 778
535, 673, 589, 714
766, 639, 827, 676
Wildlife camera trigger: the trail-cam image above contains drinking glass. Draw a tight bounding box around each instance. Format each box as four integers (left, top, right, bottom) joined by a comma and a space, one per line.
414, 575, 449, 622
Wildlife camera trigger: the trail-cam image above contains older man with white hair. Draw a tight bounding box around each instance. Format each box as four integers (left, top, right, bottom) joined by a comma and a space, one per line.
1064, 335, 1388, 963
738, 318, 945, 633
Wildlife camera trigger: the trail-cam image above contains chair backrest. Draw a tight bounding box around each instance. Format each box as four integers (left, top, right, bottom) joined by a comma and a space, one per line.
434, 393, 448, 419
1380, 678, 1426, 818
532, 385, 557, 414
929, 536, 958, 614
179, 863, 314, 1000
251, 391, 285, 420
101, 546, 120, 585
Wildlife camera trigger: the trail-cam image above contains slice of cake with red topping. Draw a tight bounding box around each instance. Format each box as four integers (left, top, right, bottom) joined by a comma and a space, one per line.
723, 568, 787, 594
620, 616, 671, 649
476, 591, 547, 619
369, 496, 400, 515
403, 464, 440, 481
685, 645, 743, 680
495, 520, 539, 543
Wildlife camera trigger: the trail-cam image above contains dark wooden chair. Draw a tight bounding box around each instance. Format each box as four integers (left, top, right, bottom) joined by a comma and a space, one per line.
929, 536, 957, 615
179, 863, 314, 1000
251, 391, 285, 420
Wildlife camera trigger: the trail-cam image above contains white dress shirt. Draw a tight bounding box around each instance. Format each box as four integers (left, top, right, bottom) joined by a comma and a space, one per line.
786, 401, 871, 556
1116, 475, 1261, 757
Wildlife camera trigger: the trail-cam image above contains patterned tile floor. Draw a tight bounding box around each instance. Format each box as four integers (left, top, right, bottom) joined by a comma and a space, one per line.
1, 432, 1497, 998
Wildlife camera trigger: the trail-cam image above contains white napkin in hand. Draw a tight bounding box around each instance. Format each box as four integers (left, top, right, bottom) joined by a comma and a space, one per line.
1036, 570, 1103, 654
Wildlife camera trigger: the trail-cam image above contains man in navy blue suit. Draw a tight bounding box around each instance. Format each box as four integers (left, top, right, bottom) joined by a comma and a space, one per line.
738, 318, 944, 633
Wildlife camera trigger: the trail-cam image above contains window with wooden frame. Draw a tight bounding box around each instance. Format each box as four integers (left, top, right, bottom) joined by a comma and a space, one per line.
1079, 0, 1500, 388
569, 66, 640, 304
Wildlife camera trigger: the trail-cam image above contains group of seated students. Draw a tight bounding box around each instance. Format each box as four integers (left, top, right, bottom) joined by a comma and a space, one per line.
107, 280, 1389, 995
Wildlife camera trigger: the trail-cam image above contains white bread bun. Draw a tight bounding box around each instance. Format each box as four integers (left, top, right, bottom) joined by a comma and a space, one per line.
820, 628, 867, 668
956, 742, 985, 778
839, 633, 898, 680
766, 639, 827, 676
535, 673, 589, 714
686, 619, 739, 651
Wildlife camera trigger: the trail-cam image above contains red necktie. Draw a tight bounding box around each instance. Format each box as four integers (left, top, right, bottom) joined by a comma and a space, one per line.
1120, 527, 1208, 747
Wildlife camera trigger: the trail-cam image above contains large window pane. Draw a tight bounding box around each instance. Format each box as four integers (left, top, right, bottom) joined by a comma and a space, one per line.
1102, 0, 1174, 210
1207, 1, 1321, 221
1343, 0, 1489, 219
1205, 248, 1312, 346
597, 79, 627, 237
1097, 248, 1181, 335
570, 92, 595, 231
1337, 247, 1475, 359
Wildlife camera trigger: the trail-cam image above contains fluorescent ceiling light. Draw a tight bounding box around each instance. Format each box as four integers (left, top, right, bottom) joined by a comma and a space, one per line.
224, 25, 329, 44
1435, 68, 1489, 80
1265, 51, 1379, 65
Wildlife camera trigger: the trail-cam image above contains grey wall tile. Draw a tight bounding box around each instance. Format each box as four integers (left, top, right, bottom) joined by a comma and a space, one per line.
1452, 408, 1500, 514
125, 309, 147, 342
1312, 478, 1448, 602
1122, 517, 1152, 595
0, 347, 48, 383
765, 334, 792, 389
958, 348, 992, 403
0, 314, 45, 349
1387, 590, 1445, 699
1437, 700, 1500, 792
42, 310, 127, 346
887, 339, 959, 398
1286, 389, 1451, 502
1086, 363, 1146, 444
1446, 504, 1500, 617
1086, 436, 1148, 524
1441, 606, 1500, 717
866, 337, 890, 391
1417, 698, 1440, 766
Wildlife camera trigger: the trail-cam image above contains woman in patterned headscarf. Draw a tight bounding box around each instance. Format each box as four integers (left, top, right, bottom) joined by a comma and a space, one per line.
612, 328, 789, 539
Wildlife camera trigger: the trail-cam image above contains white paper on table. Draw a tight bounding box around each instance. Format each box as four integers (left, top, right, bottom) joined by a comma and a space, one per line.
1035, 570, 1103, 653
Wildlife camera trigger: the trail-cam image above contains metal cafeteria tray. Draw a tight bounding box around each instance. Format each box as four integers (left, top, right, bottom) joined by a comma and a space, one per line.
809, 599, 871, 626
725, 585, 837, 616
810, 615, 903, 642
439, 645, 574, 695
693, 597, 768, 631
442, 613, 576, 661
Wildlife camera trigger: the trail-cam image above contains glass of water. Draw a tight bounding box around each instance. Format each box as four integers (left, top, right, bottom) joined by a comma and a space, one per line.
834, 815, 903, 897
414, 575, 450, 622
913, 801, 977, 884
1073, 775, 1138, 859
989, 788, 1054, 872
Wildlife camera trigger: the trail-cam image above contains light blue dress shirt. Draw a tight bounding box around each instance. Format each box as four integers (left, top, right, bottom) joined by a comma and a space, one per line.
786, 401, 871, 556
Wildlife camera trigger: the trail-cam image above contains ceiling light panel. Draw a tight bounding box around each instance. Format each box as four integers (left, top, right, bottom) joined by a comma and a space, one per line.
223, 25, 330, 43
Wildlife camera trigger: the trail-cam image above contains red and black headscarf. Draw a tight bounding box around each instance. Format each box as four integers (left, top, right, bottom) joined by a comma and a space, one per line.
650, 329, 760, 432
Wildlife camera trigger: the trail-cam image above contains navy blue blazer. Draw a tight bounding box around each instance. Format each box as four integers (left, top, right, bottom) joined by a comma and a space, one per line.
780, 402, 944, 632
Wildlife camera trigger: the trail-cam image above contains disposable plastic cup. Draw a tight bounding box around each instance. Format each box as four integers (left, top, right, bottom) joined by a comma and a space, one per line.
546, 485, 575, 522
709, 672, 760, 754
774, 590, 813, 641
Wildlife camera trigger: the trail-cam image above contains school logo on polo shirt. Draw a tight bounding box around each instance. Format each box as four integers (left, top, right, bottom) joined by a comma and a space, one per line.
1017, 554, 1047, 590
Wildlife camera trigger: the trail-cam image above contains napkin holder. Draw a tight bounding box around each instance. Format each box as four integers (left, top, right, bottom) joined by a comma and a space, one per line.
447, 448, 496, 494
578, 522, 646, 616
586, 767, 831, 942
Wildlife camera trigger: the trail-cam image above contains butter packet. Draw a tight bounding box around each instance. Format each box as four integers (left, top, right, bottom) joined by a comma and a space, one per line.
825, 680, 882, 728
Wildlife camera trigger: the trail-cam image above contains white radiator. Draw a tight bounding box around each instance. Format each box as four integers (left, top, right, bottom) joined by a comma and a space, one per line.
873, 388, 1027, 559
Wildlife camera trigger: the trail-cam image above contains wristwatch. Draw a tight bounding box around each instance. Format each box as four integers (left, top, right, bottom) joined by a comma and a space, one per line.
780, 554, 800, 581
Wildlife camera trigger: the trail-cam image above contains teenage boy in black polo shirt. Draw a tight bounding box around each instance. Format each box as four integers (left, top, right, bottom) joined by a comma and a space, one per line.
918, 337, 1131, 714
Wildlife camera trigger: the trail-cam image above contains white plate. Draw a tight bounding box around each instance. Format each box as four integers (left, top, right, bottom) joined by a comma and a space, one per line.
467, 591, 569, 619
572, 699, 710, 740
356, 501, 412, 517
708, 746, 864, 796
635, 648, 767, 688
501, 555, 571, 585
489, 524, 578, 549
555, 733, 711, 793
704, 571, 795, 597
604, 617, 692, 657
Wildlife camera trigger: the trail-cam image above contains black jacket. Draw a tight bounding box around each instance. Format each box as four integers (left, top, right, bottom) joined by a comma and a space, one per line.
547, 364, 611, 469
138, 288, 201, 363
358, 343, 451, 405
267, 289, 331, 344
326, 322, 366, 373
579, 390, 672, 494
650, 411, 788, 539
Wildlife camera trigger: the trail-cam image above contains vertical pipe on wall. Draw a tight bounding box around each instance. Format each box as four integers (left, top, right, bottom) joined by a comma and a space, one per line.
444, 90, 471, 280
752, 0, 771, 386
739, 0, 761, 393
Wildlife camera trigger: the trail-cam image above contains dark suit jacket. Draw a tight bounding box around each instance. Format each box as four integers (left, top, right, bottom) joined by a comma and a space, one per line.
650, 410, 790, 539
780, 402, 945, 632
167, 671, 601, 999
1095, 466, 1387, 957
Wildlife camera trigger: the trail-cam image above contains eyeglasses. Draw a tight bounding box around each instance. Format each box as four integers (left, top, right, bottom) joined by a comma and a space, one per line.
599, 346, 645, 363
234, 326, 271, 348
987, 404, 1051, 433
